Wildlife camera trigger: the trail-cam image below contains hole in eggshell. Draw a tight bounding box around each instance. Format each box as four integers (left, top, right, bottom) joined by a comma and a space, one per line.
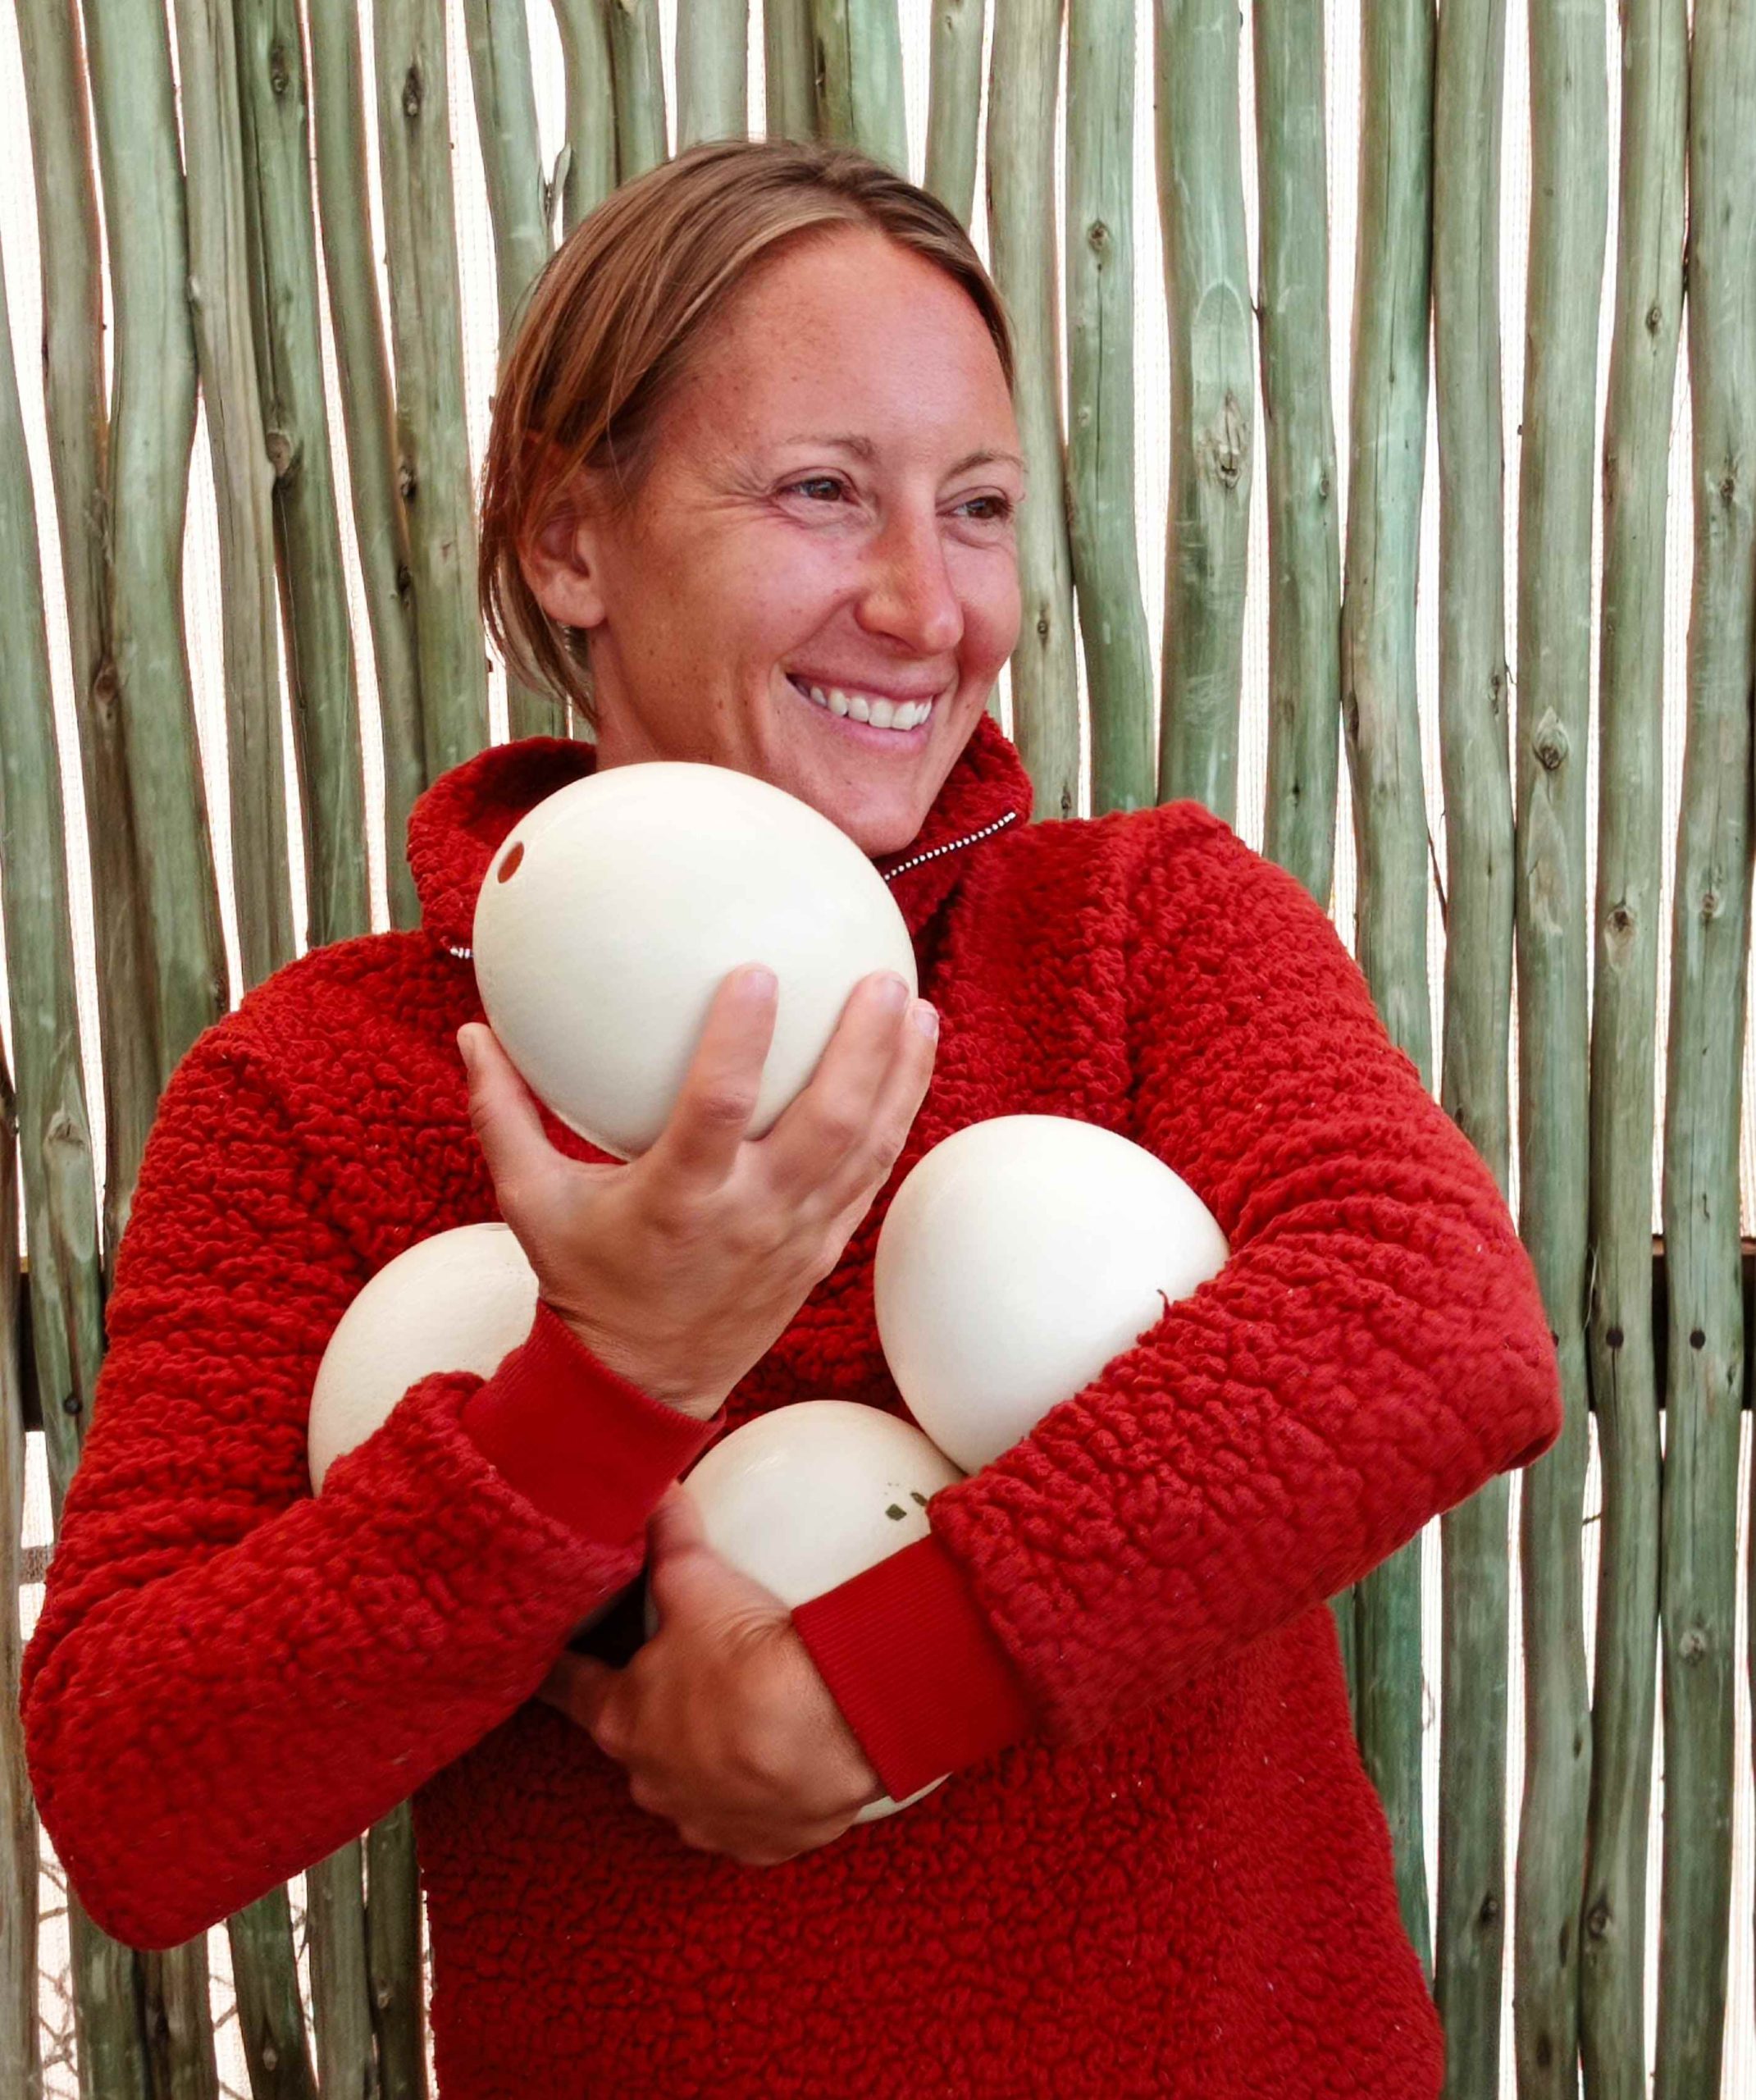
497, 842, 524, 882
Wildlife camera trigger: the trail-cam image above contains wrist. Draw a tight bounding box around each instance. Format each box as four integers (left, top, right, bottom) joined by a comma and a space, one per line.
547, 1304, 723, 1421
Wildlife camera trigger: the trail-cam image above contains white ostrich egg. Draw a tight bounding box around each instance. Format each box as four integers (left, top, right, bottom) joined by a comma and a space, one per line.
470, 762, 918, 1160
651, 1400, 965, 1822
308, 1223, 539, 1491
874, 1115, 1229, 1472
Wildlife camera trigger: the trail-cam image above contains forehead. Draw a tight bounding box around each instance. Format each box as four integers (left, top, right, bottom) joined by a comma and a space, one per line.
661, 229, 1015, 460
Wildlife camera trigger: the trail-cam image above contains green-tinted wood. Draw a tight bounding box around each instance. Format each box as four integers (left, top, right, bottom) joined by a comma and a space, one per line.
138, 1942, 218, 2098
1, 1063, 40, 2100
173, 0, 296, 991
235, 0, 371, 950
549, 0, 617, 231
373, 0, 490, 782
1653, 1, 1756, 2084
1065, 0, 1152, 815
1578, 0, 1683, 2090
607, 0, 668, 182
366, 1804, 426, 2100
307, 0, 426, 929
1430, 0, 1515, 2081
677, 0, 749, 147
1340, 0, 1437, 1979
79, 0, 226, 1084
1252, 0, 1341, 911
308, 1842, 379, 2100
224, 1890, 318, 2098
460, 0, 564, 743
14, 0, 157, 1274
924, 0, 983, 226
811, 0, 908, 174
987, 0, 1079, 820
1152, 0, 1252, 823
762, 0, 817, 144
1512, 0, 1608, 2086
0, 188, 153, 2100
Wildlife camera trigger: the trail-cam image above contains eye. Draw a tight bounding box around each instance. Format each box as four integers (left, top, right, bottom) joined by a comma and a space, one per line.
783, 475, 849, 503
956, 493, 1015, 523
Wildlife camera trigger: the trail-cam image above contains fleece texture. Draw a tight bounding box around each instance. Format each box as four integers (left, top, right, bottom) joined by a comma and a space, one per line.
21, 715, 1561, 2098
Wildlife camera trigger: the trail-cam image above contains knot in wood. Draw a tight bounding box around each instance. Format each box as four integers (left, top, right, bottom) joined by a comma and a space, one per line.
269, 43, 291, 96
1721, 470, 1738, 504
262, 2044, 279, 2071
1316, 468, 1331, 502
1036, 609, 1051, 640
1087, 219, 1111, 253
1585, 1899, 1611, 1940
1680, 1625, 1708, 1663
1700, 888, 1722, 923
1646, 304, 1663, 336
1477, 1893, 1501, 1926
398, 462, 418, 502
1605, 1324, 1624, 1349
1690, 1326, 1706, 1349
266, 427, 295, 478
62, 1390, 81, 1416
403, 66, 424, 119
1532, 716, 1568, 772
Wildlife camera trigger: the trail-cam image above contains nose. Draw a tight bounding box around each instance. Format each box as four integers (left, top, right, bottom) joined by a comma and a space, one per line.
855, 500, 965, 660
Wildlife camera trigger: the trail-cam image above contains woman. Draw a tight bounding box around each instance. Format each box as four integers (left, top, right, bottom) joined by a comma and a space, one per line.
22, 140, 1560, 2097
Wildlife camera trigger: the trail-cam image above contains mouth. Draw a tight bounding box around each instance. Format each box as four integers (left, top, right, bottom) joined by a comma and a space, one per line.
784, 670, 943, 743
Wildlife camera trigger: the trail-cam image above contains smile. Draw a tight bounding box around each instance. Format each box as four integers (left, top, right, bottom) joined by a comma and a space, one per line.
786, 672, 936, 734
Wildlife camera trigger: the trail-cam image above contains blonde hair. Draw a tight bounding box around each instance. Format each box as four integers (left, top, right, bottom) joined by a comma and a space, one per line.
477, 138, 1015, 730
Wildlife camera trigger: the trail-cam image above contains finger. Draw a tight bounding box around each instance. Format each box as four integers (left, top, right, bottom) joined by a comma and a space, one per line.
641, 966, 778, 1194
757, 970, 915, 1198
810, 995, 939, 1221
645, 1486, 787, 1630
537, 1649, 621, 1746
458, 1023, 561, 1206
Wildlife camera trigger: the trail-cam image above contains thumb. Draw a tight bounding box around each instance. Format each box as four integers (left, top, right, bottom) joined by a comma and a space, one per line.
458, 1023, 555, 1202
536, 1647, 619, 1741
645, 1484, 786, 1632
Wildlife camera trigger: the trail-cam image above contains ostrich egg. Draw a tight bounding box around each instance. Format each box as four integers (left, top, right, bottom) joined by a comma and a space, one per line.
650, 1400, 965, 1822
308, 1223, 538, 1491
470, 762, 918, 1160
874, 1115, 1229, 1472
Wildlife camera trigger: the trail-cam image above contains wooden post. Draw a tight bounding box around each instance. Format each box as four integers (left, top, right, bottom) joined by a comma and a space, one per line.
1653, 0, 1756, 2083
307, 0, 426, 929
987, 0, 1079, 820
235, 0, 372, 949
1340, 0, 1439, 1979
1065, 0, 1153, 815
1152, 0, 1253, 823
1430, 0, 1514, 2080
1512, 0, 1608, 2084
1578, 0, 1685, 2089
924, 0, 983, 228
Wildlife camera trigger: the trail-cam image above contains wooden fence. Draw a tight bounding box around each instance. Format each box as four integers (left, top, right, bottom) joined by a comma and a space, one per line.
0, 0, 1747, 2094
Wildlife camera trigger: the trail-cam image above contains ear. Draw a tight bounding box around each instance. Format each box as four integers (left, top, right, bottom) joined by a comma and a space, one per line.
518, 497, 610, 633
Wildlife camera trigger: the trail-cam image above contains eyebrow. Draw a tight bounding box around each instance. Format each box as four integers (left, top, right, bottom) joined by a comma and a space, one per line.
782, 434, 1027, 477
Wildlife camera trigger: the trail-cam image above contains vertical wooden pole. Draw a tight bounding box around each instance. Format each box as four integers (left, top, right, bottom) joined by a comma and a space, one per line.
1578, 0, 1685, 2089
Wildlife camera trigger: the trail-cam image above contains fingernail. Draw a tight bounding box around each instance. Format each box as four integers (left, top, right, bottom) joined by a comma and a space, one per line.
877, 972, 911, 1011
911, 1000, 940, 1039
456, 1025, 477, 1073
737, 964, 778, 1004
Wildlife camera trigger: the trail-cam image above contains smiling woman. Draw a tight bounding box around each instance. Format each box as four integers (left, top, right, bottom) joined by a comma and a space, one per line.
21, 138, 1562, 2100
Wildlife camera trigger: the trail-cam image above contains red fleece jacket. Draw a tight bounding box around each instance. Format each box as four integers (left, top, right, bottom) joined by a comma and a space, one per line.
21, 717, 1561, 2098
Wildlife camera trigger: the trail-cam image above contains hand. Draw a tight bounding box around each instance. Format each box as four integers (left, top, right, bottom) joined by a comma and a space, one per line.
538, 1486, 886, 1865
458, 965, 938, 1418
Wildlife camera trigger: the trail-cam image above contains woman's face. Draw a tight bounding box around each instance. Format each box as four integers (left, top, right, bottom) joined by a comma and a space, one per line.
523, 226, 1024, 856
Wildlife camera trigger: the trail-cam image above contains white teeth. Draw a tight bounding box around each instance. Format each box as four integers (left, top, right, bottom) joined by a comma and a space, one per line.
794, 675, 933, 733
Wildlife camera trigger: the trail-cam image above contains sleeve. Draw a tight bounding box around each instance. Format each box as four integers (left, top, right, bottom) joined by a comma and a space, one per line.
792, 805, 1562, 1801
20, 1019, 718, 1952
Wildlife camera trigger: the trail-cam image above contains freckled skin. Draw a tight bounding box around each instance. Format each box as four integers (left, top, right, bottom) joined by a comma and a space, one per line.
520, 226, 1026, 857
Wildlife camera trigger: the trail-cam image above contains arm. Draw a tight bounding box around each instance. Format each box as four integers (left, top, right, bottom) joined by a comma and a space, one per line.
21, 1017, 718, 1951
794, 803, 1562, 1800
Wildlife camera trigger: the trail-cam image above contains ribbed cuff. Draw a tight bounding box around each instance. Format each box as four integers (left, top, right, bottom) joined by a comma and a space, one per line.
791, 1532, 1035, 1802
461, 1302, 723, 1542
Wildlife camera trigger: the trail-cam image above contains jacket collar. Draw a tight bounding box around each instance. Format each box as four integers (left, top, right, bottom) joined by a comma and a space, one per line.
407, 711, 1036, 957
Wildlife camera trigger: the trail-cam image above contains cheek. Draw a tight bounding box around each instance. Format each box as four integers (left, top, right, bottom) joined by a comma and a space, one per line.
960, 556, 1022, 671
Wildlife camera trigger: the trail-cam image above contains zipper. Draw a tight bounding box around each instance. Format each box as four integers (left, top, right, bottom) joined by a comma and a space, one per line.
879, 808, 1020, 884
442, 808, 1020, 961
